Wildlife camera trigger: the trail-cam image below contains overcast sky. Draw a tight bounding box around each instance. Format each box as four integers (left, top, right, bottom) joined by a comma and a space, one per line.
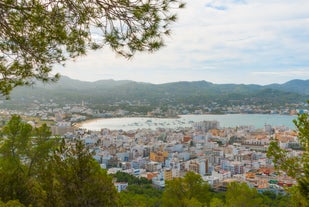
54, 0, 309, 85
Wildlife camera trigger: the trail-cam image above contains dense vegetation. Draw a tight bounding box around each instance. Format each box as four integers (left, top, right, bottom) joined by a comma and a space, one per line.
4, 77, 309, 109
0, 115, 118, 207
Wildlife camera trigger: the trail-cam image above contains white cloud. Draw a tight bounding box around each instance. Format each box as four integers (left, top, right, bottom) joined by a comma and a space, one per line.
253, 69, 309, 77
55, 0, 309, 84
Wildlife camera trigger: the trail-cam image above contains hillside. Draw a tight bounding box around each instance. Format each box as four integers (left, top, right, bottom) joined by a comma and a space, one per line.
5, 77, 309, 106
267, 79, 309, 95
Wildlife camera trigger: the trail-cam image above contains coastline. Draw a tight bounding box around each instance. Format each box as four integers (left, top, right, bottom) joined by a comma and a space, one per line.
73, 115, 181, 129
73, 114, 296, 131
73, 117, 105, 129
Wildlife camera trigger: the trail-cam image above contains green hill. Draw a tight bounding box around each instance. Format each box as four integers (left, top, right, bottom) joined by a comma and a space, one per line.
5, 77, 309, 106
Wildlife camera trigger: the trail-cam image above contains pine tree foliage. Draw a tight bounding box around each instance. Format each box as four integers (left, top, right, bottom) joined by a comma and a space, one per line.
267, 100, 309, 206
0, 115, 119, 206
162, 172, 211, 207
0, 0, 184, 96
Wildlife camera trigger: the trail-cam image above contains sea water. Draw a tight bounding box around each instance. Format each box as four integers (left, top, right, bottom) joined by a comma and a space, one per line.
80, 114, 297, 131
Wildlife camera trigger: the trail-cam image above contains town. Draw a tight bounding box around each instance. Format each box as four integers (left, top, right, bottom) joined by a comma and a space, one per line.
1, 0, 308, 205
0, 100, 305, 194
79, 120, 299, 193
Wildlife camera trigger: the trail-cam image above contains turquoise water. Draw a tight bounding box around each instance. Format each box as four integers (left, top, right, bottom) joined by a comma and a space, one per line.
80, 114, 297, 131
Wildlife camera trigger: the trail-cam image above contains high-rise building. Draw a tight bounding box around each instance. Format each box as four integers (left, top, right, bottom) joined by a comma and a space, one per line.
193, 120, 220, 132
164, 168, 173, 181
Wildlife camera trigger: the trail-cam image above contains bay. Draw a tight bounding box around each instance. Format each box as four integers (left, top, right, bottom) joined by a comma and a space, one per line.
80, 114, 297, 131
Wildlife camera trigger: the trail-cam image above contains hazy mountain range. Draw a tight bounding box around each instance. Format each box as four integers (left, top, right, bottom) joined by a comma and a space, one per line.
7, 77, 309, 105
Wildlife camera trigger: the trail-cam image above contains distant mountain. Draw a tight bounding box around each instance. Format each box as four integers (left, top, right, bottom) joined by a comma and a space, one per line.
6, 76, 309, 106
35, 76, 134, 90
266, 79, 309, 95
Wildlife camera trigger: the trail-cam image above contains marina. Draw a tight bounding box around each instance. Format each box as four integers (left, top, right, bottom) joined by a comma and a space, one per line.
80, 114, 297, 131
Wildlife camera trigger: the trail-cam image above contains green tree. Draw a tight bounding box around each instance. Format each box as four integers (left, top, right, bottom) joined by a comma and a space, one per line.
225, 182, 263, 207
52, 139, 119, 207
0, 115, 119, 206
0, 115, 39, 206
209, 198, 224, 207
162, 172, 211, 207
0, 200, 25, 207
285, 186, 308, 207
267, 101, 309, 206
0, 115, 57, 206
26, 124, 62, 207
0, 0, 184, 96
0, 115, 32, 158
260, 191, 291, 207
113, 171, 151, 185
119, 184, 162, 207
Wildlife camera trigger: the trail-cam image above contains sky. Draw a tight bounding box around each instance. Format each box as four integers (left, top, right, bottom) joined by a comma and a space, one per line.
54, 0, 309, 85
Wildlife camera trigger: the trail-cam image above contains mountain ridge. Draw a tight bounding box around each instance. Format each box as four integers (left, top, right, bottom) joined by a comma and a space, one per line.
7, 76, 309, 105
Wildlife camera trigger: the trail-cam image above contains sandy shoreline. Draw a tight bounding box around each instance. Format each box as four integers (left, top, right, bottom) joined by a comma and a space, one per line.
73, 116, 180, 129
73, 118, 104, 129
